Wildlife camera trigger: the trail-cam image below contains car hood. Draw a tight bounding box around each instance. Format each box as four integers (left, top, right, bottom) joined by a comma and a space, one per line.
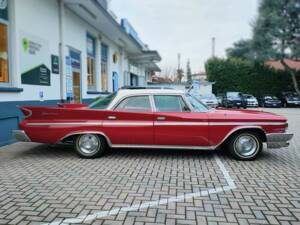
208, 108, 286, 122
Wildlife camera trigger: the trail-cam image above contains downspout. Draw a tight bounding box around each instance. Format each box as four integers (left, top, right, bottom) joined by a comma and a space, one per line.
58, 0, 66, 102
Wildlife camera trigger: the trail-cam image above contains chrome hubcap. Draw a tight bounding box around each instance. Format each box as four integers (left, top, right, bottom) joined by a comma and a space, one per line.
78, 134, 100, 154
235, 135, 257, 157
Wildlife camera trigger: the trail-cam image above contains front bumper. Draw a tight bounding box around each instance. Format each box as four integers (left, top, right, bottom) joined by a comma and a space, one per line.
266, 133, 293, 149
12, 130, 31, 142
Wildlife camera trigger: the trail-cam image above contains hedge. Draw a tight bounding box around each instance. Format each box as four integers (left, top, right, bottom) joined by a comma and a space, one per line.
205, 57, 298, 97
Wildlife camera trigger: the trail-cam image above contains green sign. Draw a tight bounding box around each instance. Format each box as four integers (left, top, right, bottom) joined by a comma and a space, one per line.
51, 55, 59, 74
0, 0, 8, 21
21, 64, 51, 86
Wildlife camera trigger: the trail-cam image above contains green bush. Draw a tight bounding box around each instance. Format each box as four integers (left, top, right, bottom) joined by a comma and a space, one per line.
205, 57, 297, 96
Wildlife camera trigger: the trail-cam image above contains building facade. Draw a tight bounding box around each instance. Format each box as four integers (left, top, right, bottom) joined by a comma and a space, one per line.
0, 0, 161, 146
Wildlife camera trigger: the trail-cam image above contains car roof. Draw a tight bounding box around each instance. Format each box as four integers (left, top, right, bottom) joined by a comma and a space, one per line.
117, 89, 184, 96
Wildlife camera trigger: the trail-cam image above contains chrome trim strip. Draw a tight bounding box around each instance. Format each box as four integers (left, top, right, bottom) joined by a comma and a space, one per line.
209, 122, 286, 126
213, 126, 266, 148
154, 122, 208, 126
111, 144, 215, 150
12, 130, 31, 142
103, 122, 153, 127
59, 131, 113, 147
27, 122, 102, 126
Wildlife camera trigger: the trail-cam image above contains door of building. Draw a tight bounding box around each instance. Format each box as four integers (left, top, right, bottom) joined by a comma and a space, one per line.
69, 49, 81, 103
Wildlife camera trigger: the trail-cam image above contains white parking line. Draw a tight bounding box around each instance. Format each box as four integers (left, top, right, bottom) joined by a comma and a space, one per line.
41, 156, 236, 225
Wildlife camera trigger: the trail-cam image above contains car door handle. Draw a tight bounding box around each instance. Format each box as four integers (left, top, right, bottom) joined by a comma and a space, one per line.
157, 116, 166, 121
107, 116, 117, 120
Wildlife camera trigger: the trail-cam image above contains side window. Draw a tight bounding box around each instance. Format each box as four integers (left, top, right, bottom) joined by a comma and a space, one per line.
154, 95, 190, 112
115, 96, 152, 112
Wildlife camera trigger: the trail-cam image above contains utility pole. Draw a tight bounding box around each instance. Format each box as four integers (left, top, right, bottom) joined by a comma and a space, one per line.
212, 37, 216, 58
177, 53, 181, 70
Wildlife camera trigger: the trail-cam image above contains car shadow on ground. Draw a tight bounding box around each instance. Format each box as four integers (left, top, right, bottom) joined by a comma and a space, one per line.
9, 142, 278, 162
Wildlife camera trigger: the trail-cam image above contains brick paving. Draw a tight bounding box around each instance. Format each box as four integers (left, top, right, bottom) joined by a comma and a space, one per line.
0, 108, 300, 225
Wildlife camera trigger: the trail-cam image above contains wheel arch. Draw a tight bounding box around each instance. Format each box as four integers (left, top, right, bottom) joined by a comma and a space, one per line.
216, 126, 267, 148
59, 131, 112, 147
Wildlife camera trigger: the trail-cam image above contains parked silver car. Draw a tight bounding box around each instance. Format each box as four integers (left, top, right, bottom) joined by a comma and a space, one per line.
198, 93, 219, 108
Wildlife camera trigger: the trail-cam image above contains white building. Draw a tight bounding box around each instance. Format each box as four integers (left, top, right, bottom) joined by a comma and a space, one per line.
0, 0, 161, 146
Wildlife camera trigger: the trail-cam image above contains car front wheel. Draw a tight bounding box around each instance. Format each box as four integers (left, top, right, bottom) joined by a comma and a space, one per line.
75, 134, 106, 158
227, 132, 262, 160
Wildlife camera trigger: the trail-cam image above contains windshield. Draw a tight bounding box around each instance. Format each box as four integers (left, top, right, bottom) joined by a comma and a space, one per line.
185, 94, 209, 112
200, 94, 217, 100
264, 96, 278, 100
88, 93, 117, 109
227, 92, 242, 99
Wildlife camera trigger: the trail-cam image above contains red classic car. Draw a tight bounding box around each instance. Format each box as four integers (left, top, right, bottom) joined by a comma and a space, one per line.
13, 88, 293, 160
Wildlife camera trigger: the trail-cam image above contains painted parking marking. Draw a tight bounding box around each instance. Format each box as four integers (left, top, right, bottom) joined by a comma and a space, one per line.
41, 156, 236, 225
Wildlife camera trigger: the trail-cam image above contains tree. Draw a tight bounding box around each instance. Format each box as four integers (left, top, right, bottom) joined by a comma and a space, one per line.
226, 39, 255, 60
175, 68, 184, 83
186, 59, 192, 83
252, 0, 300, 94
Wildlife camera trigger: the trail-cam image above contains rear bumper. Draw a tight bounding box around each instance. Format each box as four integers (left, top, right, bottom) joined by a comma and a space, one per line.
266, 133, 293, 149
12, 130, 31, 142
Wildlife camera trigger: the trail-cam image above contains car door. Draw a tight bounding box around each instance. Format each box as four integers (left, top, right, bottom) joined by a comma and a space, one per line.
102, 95, 154, 146
153, 95, 209, 147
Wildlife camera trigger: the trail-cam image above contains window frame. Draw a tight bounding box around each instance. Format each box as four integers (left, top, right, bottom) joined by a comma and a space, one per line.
113, 95, 153, 112
86, 33, 96, 91
152, 94, 192, 113
101, 43, 109, 92
0, 10, 11, 87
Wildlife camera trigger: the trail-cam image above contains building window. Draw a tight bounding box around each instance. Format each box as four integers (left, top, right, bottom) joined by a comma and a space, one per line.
101, 43, 108, 92
87, 34, 96, 90
0, 1, 9, 84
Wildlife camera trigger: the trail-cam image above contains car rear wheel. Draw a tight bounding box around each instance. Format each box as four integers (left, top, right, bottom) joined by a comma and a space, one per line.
227, 132, 262, 160
75, 134, 106, 158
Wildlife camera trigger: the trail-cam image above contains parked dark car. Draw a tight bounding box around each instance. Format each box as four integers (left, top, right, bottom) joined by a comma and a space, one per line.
222, 92, 247, 108
259, 95, 282, 108
279, 92, 300, 107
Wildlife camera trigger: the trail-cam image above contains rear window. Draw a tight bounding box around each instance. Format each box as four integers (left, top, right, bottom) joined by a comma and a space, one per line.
89, 93, 117, 109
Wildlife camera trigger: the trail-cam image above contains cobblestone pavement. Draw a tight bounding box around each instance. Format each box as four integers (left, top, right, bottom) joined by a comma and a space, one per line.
0, 108, 300, 225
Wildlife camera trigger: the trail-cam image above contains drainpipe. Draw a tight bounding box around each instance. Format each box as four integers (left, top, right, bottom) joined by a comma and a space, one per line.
58, 0, 66, 102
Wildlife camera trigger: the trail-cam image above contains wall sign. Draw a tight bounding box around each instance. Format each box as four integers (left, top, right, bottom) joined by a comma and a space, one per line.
20, 32, 50, 86
0, 0, 8, 21
51, 55, 59, 74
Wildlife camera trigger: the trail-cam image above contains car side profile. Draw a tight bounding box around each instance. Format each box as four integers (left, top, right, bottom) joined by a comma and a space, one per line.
13, 89, 293, 161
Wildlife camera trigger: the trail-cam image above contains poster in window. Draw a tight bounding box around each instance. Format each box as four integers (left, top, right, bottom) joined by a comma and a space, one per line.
0, 0, 8, 21
51, 55, 59, 74
20, 31, 51, 86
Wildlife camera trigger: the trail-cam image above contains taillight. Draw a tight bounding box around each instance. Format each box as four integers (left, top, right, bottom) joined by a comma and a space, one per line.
19, 107, 32, 119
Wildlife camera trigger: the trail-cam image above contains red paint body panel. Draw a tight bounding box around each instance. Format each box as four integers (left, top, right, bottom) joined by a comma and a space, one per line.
19, 105, 288, 148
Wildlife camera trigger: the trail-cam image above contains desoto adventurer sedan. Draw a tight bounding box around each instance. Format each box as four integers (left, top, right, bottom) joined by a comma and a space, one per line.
13, 89, 293, 160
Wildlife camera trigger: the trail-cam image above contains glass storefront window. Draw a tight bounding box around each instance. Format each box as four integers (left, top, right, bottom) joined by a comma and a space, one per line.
87, 34, 96, 90
101, 44, 108, 92
0, 23, 9, 83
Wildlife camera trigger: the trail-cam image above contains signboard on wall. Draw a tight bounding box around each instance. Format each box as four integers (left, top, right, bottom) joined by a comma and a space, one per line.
51, 55, 59, 74
20, 32, 50, 86
65, 56, 73, 98
0, 0, 8, 21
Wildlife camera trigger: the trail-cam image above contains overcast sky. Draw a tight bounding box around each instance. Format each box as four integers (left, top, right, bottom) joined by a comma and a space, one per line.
111, 0, 259, 74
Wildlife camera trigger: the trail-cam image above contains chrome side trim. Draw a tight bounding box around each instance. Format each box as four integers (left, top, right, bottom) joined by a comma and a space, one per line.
103, 121, 153, 127
111, 144, 215, 150
27, 122, 102, 126
154, 122, 208, 126
213, 126, 266, 148
209, 122, 286, 126
59, 131, 113, 147
12, 130, 31, 142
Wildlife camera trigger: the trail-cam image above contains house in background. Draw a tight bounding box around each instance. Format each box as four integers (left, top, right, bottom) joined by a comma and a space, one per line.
0, 0, 161, 146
